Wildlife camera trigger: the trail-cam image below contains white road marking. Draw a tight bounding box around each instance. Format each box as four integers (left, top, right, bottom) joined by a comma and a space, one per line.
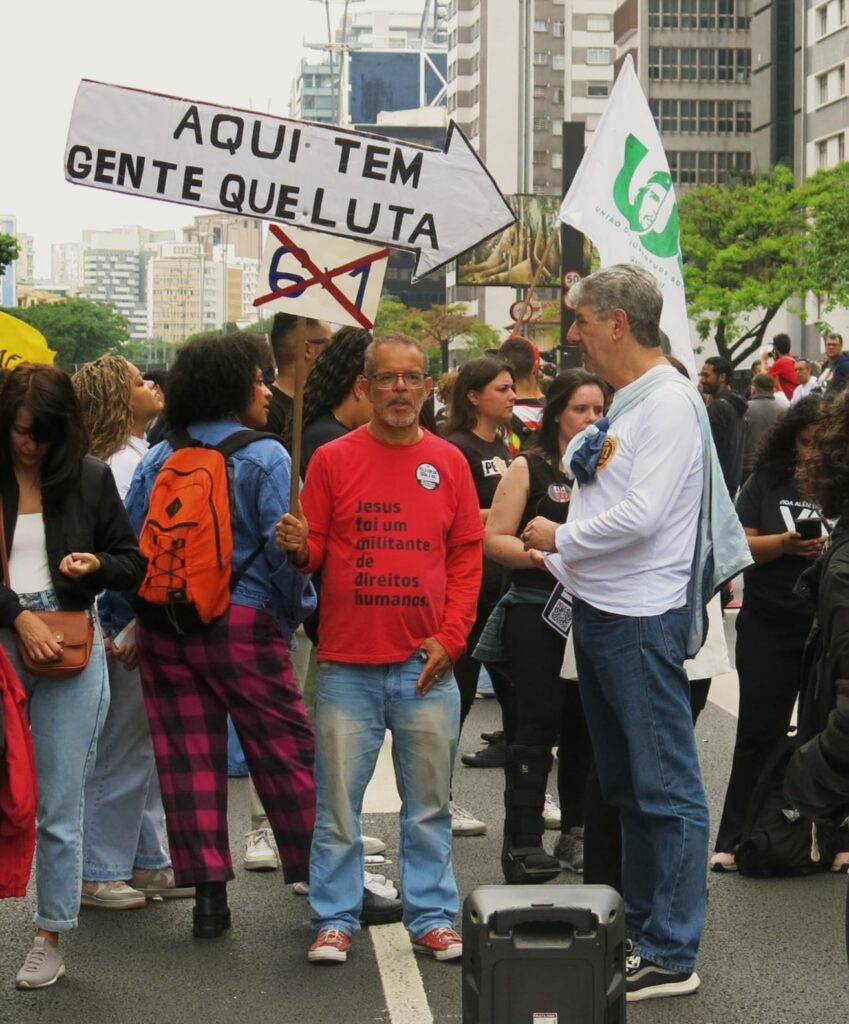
371, 923, 434, 1024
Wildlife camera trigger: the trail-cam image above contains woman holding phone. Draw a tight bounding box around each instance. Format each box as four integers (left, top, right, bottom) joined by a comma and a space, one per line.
712, 396, 827, 870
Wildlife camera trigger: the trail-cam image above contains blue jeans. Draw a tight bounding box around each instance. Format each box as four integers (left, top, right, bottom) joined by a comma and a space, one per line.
310, 654, 460, 938
83, 656, 170, 880
572, 600, 709, 973
0, 591, 109, 931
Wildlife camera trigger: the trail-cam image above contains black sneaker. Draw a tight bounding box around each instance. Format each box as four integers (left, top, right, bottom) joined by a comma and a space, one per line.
625, 953, 700, 1002
461, 738, 506, 768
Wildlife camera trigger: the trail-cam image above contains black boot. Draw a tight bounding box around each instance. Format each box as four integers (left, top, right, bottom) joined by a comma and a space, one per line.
501, 745, 562, 885
193, 882, 231, 938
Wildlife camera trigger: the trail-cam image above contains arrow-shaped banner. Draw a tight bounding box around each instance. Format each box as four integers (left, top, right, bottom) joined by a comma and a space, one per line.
64, 80, 516, 279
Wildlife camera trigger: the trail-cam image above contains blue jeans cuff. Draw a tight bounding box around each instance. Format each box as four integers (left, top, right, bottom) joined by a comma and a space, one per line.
634, 944, 696, 975
33, 914, 77, 933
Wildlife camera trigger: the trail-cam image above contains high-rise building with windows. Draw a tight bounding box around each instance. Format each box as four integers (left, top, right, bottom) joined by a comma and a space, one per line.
614, 0, 755, 187
801, 0, 847, 174
51, 243, 85, 293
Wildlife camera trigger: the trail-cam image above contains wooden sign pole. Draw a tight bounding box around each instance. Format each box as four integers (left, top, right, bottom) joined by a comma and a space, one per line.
289, 316, 307, 514
510, 226, 560, 336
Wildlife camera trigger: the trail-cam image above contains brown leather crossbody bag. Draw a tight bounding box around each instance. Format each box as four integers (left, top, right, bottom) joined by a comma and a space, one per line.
0, 501, 94, 679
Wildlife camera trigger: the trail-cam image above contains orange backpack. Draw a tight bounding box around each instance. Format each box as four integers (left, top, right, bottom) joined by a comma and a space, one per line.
134, 429, 281, 634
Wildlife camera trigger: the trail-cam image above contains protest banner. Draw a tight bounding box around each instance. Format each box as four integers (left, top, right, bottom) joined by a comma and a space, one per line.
0, 311, 55, 368
558, 55, 694, 372
65, 80, 515, 280
254, 224, 388, 330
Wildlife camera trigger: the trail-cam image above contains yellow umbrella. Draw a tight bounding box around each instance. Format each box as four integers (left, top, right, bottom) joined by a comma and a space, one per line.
0, 310, 56, 368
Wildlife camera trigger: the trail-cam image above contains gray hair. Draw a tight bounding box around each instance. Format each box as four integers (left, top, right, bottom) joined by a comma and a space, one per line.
568, 264, 663, 349
364, 334, 428, 377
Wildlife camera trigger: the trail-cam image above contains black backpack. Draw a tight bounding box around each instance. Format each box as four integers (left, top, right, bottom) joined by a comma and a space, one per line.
735, 734, 840, 877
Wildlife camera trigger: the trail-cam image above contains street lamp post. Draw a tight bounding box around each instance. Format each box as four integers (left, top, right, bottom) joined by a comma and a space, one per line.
306, 0, 365, 124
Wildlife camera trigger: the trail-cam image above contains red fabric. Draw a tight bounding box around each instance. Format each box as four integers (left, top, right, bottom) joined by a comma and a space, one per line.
301, 427, 484, 664
0, 645, 36, 898
768, 356, 799, 400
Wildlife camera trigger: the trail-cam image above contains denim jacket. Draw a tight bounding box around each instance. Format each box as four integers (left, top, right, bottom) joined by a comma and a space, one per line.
125, 419, 316, 636
683, 383, 752, 658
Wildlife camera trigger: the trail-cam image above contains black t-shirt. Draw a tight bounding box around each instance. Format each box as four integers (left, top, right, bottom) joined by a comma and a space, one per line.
735, 471, 823, 621
445, 429, 512, 508
301, 414, 349, 476
513, 452, 571, 592
265, 386, 293, 440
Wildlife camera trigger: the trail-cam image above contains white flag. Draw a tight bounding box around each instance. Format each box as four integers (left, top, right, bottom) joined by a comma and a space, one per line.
559, 55, 694, 373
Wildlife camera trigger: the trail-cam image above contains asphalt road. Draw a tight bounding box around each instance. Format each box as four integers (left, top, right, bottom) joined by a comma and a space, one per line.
2, 613, 848, 1024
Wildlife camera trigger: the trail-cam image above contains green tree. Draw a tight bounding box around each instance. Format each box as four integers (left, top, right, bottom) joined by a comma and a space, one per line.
1, 298, 129, 369
680, 164, 849, 367
680, 166, 809, 367
805, 161, 849, 311
0, 233, 19, 279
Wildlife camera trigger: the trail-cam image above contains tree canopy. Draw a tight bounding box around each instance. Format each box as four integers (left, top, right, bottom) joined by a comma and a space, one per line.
680, 164, 849, 366
374, 296, 498, 373
0, 234, 19, 280
1, 298, 129, 370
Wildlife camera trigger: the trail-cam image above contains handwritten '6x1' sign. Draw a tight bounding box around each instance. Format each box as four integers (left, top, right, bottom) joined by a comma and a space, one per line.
254, 224, 389, 330
64, 80, 516, 280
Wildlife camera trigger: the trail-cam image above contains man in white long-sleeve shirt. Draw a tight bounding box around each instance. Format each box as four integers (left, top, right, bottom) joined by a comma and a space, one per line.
523, 265, 708, 1003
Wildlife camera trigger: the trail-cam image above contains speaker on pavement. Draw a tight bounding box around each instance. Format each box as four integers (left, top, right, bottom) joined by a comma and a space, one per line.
462, 885, 626, 1024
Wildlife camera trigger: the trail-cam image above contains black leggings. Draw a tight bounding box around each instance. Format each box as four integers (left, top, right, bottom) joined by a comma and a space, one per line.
714, 603, 810, 853
454, 603, 517, 742
503, 602, 592, 830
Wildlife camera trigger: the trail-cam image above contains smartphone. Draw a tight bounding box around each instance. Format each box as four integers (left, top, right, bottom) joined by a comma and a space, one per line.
796, 518, 823, 540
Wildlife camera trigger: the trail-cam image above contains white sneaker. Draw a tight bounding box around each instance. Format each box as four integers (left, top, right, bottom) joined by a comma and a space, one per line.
243, 828, 280, 871
292, 881, 310, 895
80, 880, 146, 910
16, 937, 66, 989
543, 793, 562, 830
450, 801, 487, 836
362, 835, 386, 856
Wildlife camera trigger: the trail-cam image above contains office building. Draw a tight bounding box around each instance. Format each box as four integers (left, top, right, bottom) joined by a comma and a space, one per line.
0, 215, 17, 307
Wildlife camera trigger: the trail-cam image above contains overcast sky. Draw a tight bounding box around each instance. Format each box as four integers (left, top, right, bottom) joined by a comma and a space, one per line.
2, 0, 426, 276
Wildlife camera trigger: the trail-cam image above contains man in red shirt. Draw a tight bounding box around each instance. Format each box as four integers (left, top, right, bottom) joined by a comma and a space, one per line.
278, 334, 483, 967
764, 333, 798, 401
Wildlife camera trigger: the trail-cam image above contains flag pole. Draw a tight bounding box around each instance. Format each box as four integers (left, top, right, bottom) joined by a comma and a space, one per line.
510, 226, 560, 336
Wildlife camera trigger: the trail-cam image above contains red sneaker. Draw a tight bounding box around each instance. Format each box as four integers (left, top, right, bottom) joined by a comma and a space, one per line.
412, 926, 463, 961
308, 928, 351, 964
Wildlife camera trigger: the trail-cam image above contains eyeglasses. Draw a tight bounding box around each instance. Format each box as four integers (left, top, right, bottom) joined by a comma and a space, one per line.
369, 372, 427, 390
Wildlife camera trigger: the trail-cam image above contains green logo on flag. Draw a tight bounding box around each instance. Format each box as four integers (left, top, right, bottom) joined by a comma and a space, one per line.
613, 134, 681, 263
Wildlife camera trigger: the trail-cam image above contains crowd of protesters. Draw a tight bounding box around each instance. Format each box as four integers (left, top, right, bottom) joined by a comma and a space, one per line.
2, 281, 849, 1003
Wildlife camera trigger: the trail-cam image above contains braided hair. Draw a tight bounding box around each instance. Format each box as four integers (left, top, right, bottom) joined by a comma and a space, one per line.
72, 355, 133, 461
302, 327, 372, 429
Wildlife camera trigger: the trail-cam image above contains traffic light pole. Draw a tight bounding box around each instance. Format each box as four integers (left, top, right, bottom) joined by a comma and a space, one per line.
560, 122, 587, 370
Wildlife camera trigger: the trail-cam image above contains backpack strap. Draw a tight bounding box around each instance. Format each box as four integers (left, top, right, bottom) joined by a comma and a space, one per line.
166, 428, 205, 451
215, 429, 286, 459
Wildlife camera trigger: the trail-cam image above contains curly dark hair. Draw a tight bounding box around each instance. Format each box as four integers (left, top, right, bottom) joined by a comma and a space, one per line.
0, 363, 88, 506
442, 357, 514, 435
164, 335, 266, 429
796, 391, 849, 518
754, 394, 823, 485
302, 327, 372, 430
530, 368, 607, 466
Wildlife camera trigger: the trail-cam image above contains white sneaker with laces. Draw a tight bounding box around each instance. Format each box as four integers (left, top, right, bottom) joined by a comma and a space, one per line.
16, 937, 66, 990
543, 793, 562, 830
450, 801, 487, 836
243, 827, 280, 871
